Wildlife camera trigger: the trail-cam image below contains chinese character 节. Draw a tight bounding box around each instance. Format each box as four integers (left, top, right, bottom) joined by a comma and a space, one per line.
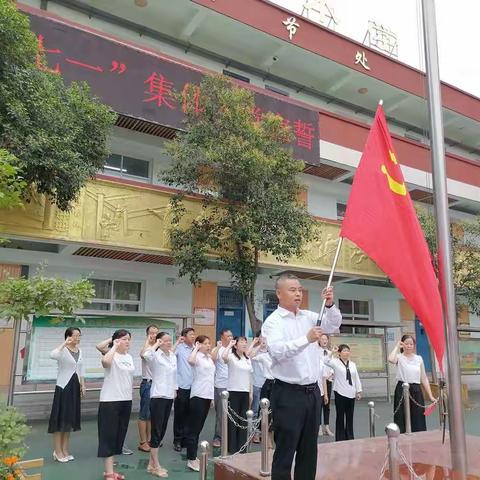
282, 17, 300, 40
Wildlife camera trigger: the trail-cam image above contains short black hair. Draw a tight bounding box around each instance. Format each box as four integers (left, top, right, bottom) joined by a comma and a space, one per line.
338, 344, 350, 353
219, 328, 232, 337
156, 331, 170, 341
108, 329, 131, 348
275, 273, 299, 289
65, 327, 81, 340
146, 324, 159, 335
181, 327, 195, 337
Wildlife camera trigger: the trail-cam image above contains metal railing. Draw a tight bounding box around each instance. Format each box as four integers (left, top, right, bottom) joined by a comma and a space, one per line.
402, 383, 412, 434
199, 441, 209, 480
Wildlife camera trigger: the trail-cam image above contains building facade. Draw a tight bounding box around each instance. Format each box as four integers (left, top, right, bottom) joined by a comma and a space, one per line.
1, 0, 480, 405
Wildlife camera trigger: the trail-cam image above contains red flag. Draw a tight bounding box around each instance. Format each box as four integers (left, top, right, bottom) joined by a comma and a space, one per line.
340, 104, 445, 369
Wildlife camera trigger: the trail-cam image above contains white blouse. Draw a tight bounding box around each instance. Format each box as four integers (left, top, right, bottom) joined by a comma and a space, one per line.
190, 352, 215, 400
50, 347, 85, 389
143, 348, 177, 399
225, 353, 253, 393
324, 357, 362, 399
100, 352, 135, 402
394, 354, 424, 384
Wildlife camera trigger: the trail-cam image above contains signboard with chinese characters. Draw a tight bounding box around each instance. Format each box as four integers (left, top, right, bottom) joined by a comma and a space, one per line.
193, 308, 215, 326
459, 338, 480, 374
26, 315, 176, 381
28, 13, 320, 165
330, 334, 385, 373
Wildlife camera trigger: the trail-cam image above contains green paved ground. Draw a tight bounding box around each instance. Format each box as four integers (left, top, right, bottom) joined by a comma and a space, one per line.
21, 392, 480, 480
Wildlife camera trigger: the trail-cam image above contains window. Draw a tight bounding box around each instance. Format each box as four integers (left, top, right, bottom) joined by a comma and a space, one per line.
85, 279, 143, 312
338, 298, 371, 334
104, 153, 150, 181
336, 202, 347, 220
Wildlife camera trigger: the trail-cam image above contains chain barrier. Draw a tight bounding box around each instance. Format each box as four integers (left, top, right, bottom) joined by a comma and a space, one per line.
377, 449, 389, 480
408, 391, 439, 410
398, 447, 423, 480
393, 395, 404, 417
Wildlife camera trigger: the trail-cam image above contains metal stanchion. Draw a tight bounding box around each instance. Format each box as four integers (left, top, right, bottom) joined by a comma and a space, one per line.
246, 409, 254, 453
221, 390, 229, 457
368, 401, 376, 437
199, 441, 209, 480
385, 423, 400, 480
259, 398, 270, 477
402, 382, 412, 434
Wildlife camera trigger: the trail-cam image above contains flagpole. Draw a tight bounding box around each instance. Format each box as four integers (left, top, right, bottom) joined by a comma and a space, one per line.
420, 0, 467, 477
316, 237, 343, 326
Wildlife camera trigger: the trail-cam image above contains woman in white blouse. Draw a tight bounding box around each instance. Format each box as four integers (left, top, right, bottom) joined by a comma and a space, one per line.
184, 335, 215, 472
48, 327, 85, 463
222, 336, 253, 454
388, 334, 436, 433
142, 331, 177, 478
324, 344, 362, 441
97, 329, 135, 480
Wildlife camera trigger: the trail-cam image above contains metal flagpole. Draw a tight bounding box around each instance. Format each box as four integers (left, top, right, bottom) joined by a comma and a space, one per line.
420, 0, 467, 476
316, 237, 343, 326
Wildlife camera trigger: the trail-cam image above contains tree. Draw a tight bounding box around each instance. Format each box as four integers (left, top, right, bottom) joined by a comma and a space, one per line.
0, 0, 116, 211
417, 208, 480, 315
0, 150, 25, 210
163, 75, 315, 333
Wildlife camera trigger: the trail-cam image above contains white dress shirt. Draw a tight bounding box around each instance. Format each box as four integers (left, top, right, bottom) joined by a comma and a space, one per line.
225, 353, 253, 392
143, 348, 178, 399
176, 342, 194, 389
324, 357, 362, 399
262, 305, 342, 385
50, 347, 85, 389
100, 352, 135, 402
214, 346, 229, 389
141, 356, 153, 381
320, 348, 334, 380
394, 354, 424, 384
190, 352, 215, 400
253, 351, 274, 381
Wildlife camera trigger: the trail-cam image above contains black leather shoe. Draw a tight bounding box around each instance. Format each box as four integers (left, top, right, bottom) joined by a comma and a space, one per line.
173, 442, 182, 452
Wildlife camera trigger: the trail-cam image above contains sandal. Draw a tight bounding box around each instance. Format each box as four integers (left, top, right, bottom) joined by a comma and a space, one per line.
104, 473, 125, 480
138, 442, 151, 452
147, 465, 168, 474
147, 466, 168, 478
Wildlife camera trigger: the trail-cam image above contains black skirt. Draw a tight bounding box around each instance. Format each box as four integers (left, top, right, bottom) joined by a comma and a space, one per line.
97, 400, 132, 457
393, 381, 426, 433
48, 373, 81, 433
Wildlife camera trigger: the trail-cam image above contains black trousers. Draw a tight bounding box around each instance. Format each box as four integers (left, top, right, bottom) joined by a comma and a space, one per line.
97, 401, 132, 458
393, 381, 426, 433
149, 397, 173, 449
334, 391, 355, 441
173, 388, 190, 445
227, 391, 249, 455
320, 380, 332, 426
270, 380, 321, 480
184, 397, 211, 460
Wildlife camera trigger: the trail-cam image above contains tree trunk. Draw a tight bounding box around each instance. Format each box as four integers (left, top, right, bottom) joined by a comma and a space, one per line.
245, 292, 262, 335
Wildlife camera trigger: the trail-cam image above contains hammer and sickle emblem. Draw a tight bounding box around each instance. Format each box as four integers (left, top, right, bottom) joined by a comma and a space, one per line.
381, 150, 406, 196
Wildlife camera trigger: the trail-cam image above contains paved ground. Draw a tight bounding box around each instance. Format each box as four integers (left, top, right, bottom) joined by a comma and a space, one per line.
21, 392, 480, 480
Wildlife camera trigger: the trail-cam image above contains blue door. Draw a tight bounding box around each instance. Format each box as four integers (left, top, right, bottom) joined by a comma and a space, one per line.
415, 318, 432, 372
216, 287, 245, 339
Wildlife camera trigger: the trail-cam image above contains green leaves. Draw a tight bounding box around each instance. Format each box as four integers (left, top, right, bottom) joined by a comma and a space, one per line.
0, 149, 25, 209
417, 207, 480, 315
163, 75, 315, 330
0, 1, 116, 211
0, 273, 95, 322
0, 405, 30, 458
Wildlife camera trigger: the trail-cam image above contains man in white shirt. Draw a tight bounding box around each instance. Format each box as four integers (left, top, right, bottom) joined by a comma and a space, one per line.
262, 273, 342, 480
211, 328, 233, 448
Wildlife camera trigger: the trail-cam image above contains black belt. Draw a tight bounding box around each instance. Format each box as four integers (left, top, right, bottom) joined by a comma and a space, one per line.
275, 379, 318, 393
142, 378, 152, 383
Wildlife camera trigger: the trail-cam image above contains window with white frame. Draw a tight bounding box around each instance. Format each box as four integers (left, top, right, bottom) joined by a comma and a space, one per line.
338, 298, 371, 334
85, 279, 143, 312
104, 153, 151, 181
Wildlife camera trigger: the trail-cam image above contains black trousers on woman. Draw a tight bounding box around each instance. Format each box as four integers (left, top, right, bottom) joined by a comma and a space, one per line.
334, 391, 355, 441
320, 380, 332, 426
227, 391, 249, 455
184, 397, 211, 461
393, 381, 426, 433
149, 397, 173, 449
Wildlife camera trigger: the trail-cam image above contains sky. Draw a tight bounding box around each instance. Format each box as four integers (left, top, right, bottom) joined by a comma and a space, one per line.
270, 0, 480, 98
